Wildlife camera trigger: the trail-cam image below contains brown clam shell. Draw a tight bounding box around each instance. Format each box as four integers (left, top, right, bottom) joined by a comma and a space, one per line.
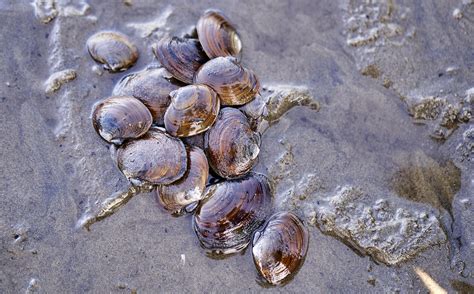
116, 128, 187, 186
197, 9, 242, 59
192, 173, 272, 256
164, 85, 220, 137
194, 56, 260, 106
92, 96, 152, 144
204, 107, 260, 179
87, 31, 138, 72
153, 37, 208, 84
252, 212, 309, 285
156, 146, 209, 215
112, 67, 182, 125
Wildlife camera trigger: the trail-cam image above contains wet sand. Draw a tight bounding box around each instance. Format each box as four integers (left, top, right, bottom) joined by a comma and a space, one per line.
1, 0, 473, 292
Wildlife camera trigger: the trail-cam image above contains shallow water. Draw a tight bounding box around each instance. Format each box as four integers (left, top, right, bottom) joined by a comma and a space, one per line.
1, 0, 473, 292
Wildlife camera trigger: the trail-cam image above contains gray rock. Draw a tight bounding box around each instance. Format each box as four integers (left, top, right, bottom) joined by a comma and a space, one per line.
308, 186, 446, 265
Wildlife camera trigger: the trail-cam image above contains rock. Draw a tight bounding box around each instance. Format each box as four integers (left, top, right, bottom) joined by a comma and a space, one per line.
409, 97, 445, 120
457, 126, 474, 162
308, 186, 446, 265
32, 0, 58, 24
44, 69, 76, 93
239, 84, 319, 133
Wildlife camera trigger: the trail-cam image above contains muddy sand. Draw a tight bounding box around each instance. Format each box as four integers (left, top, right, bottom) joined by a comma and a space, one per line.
1, 0, 473, 293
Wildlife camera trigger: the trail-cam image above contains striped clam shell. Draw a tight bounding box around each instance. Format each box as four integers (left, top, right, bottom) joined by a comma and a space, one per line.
197, 9, 242, 59
164, 84, 220, 137
112, 67, 182, 125
116, 128, 187, 186
153, 37, 208, 84
204, 107, 260, 179
156, 146, 209, 216
194, 56, 260, 106
193, 173, 272, 256
252, 212, 309, 285
87, 31, 138, 72
92, 96, 152, 145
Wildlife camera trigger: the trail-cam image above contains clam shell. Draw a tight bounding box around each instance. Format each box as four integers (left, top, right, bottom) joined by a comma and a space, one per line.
164, 85, 220, 137
182, 133, 205, 150
197, 9, 242, 59
204, 107, 260, 179
194, 56, 260, 106
156, 146, 209, 215
252, 212, 309, 285
92, 96, 152, 144
116, 128, 187, 185
87, 31, 138, 72
112, 67, 182, 125
193, 173, 272, 256
153, 37, 208, 84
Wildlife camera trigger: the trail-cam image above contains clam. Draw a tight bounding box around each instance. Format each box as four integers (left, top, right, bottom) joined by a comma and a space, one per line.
164, 85, 220, 137
252, 212, 309, 285
182, 133, 205, 150
116, 127, 187, 186
193, 173, 272, 256
197, 9, 242, 59
86, 31, 138, 72
153, 37, 208, 84
112, 67, 182, 124
156, 146, 208, 215
194, 56, 260, 106
205, 107, 260, 179
92, 96, 152, 144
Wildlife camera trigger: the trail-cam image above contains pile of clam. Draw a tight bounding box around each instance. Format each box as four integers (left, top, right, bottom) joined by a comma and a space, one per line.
88, 9, 308, 286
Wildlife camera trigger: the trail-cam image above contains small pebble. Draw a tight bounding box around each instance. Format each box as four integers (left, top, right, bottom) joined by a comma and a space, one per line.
459, 198, 471, 208
91, 65, 103, 76
367, 275, 376, 286
453, 8, 463, 20
26, 278, 39, 293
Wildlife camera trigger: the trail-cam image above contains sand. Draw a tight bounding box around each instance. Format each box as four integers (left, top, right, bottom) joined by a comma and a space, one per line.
1, 0, 473, 292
